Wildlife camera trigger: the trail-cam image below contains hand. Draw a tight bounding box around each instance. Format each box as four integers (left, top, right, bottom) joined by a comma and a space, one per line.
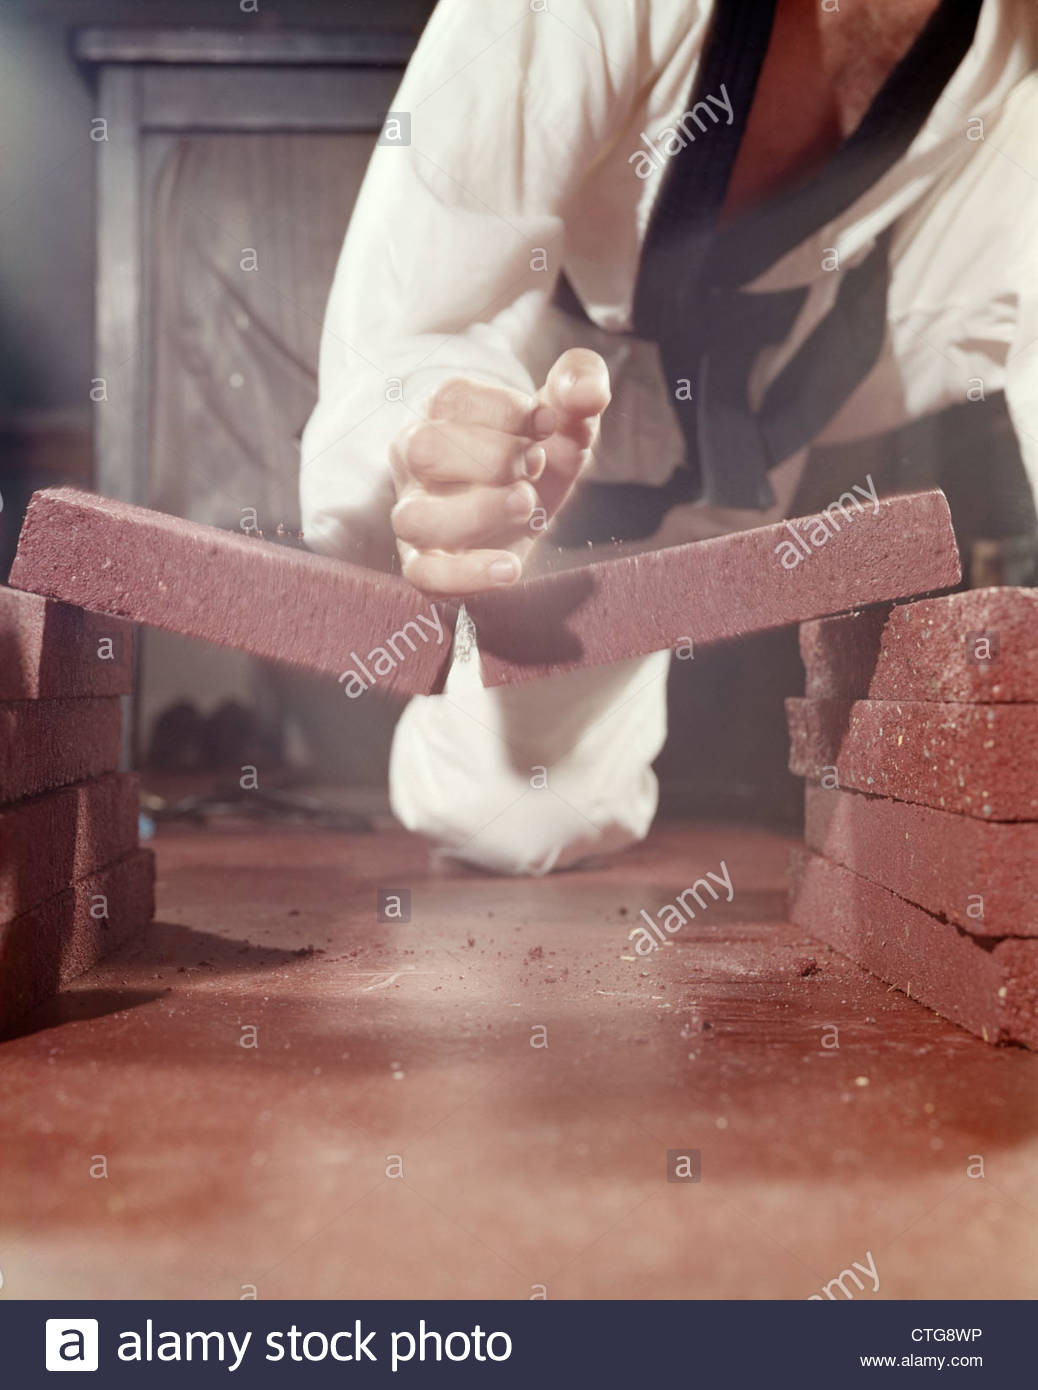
389, 347, 610, 594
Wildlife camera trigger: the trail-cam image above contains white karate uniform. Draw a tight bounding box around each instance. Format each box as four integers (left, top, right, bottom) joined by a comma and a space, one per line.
301, 0, 1038, 873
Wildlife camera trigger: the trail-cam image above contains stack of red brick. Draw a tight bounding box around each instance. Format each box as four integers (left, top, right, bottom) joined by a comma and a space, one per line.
0, 588, 154, 1029
787, 588, 1038, 1049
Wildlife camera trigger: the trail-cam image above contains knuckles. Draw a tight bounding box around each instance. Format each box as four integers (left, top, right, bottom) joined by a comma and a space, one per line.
398, 547, 423, 585
426, 376, 475, 422
399, 421, 444, 477
390, 493, 427, 545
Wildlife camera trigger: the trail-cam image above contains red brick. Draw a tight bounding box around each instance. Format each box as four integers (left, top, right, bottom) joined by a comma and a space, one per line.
0, 698, 122, 804
468, 490, 960, 686
804, 784, 1038, 937
801, 587, 1038, 703
789, 848, 1038, 1048
0, 848, 155, 1031
9, 488, 455, 698
10, 486, 958, 691
786, 696, 1038, 820
0, 773, 140, 919
0, 587, 133, 699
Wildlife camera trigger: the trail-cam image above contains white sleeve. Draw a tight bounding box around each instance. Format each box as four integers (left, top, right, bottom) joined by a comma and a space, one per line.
1005, 200, 1038, 522
299, 0, 643, 565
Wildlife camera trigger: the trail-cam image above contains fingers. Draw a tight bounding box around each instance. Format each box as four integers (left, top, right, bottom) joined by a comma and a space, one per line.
390, 378, 547, 594
387, 356, 611, 596
392, 420, 547, 488
392, 479, 538, 550
425, 376, 555, 439
398, 543, 522, 597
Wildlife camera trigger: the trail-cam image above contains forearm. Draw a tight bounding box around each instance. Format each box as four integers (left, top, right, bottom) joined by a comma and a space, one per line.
299, 0, 642, 565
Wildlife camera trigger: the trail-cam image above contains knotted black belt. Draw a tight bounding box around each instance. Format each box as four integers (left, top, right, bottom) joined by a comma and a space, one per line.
554, 0, 982, 543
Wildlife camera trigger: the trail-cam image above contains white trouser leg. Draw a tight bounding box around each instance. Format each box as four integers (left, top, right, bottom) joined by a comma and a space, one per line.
389, 622, 671, 876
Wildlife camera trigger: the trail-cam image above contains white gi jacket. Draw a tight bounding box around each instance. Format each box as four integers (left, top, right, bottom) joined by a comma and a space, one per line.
301, 0, 1038, 874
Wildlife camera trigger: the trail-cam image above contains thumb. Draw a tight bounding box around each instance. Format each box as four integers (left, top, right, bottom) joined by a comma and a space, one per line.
539, 348, 610, 444
530, 348, 611, 523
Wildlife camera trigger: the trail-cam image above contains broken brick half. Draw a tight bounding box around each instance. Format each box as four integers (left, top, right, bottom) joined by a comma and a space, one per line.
8, 488, 455, 698
467, 489, 961, 685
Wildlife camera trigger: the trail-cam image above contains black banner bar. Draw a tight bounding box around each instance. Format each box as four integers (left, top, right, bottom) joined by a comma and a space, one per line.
6, 1299, 1017, 1386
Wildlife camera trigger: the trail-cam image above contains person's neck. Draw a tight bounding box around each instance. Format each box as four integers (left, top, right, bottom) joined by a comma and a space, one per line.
814, 0, 945, 136
720, 0, 945, 219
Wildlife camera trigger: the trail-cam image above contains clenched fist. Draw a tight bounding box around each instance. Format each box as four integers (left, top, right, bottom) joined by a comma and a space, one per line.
389, 348, 610, 594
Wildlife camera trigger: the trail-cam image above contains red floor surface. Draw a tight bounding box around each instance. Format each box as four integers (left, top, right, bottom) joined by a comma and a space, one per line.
1, 818, 1036, 1299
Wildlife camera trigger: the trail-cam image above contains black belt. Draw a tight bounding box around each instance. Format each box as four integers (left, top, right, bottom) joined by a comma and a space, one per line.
555, 0, 984, 542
